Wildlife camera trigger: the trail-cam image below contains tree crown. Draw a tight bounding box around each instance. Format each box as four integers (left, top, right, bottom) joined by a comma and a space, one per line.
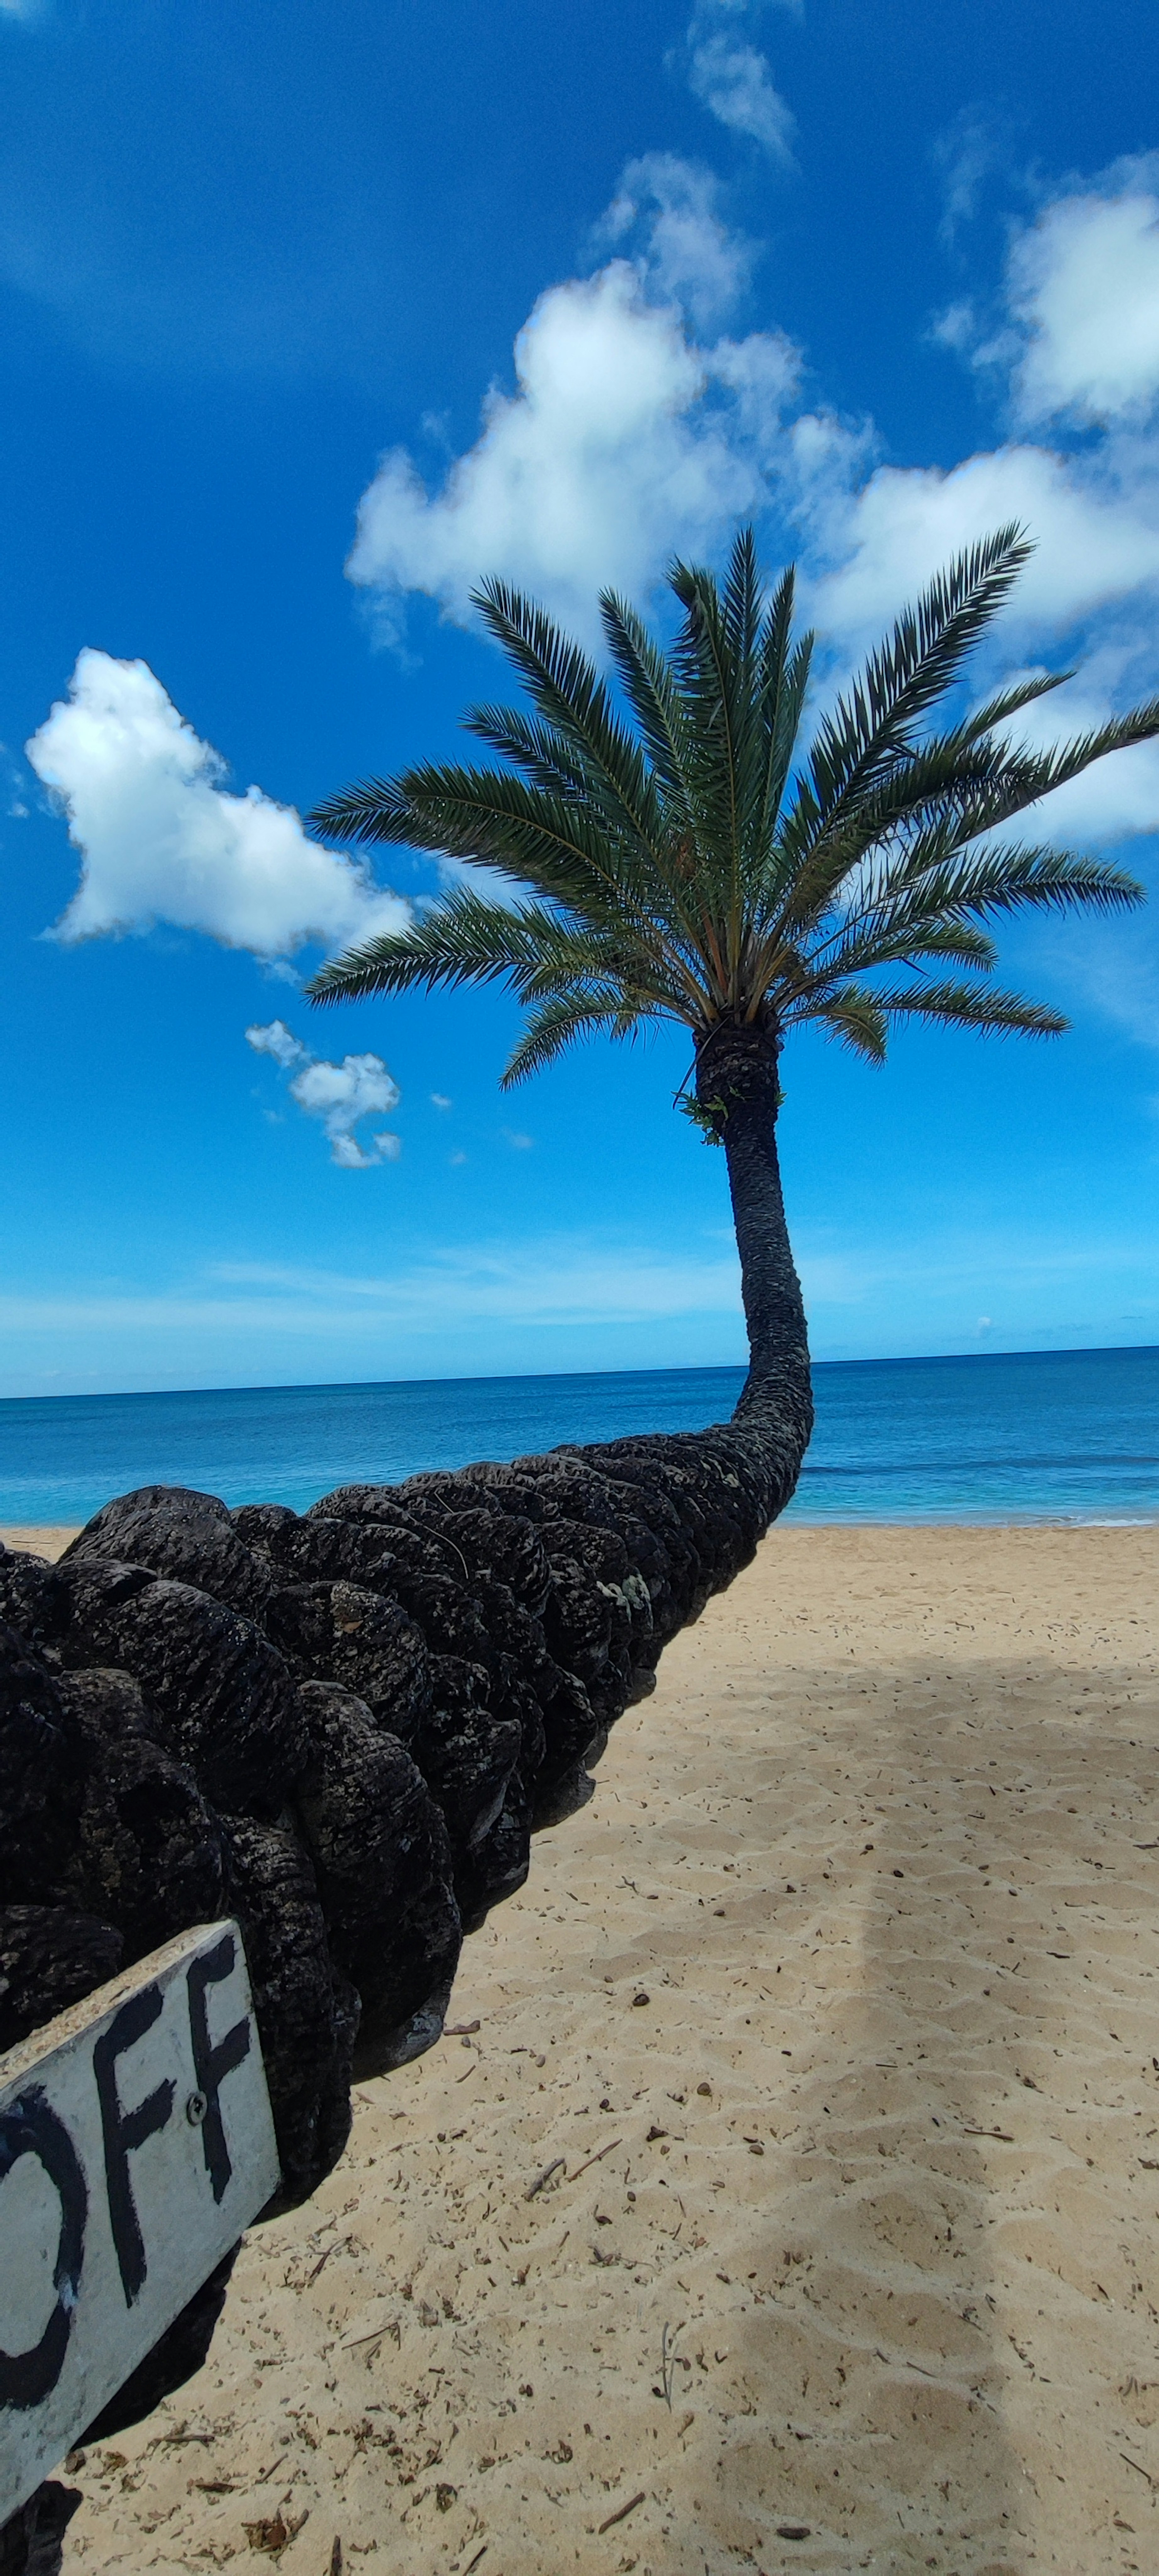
307, 526, 1151, 1110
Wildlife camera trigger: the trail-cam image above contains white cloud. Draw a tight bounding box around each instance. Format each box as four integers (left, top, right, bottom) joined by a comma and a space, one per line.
687, 31, 795, 163
1007, 178, 1159, 427
931, 299, 977, 355
348, 189, 798, 639
246, 1017, 305, 1073
1040, 922, 1159, 1053
682, 0, 797, 163
28, 650, 408, 959
430, 1091, 453, 1109
599, 154, 752, 326
207, 1241, 743, 1327
345, 150, 1159, 885
246, 1021, 401, 1168
798, 434, 1159, 650
933, 111, 1001, 246
790, 166, 1159, 715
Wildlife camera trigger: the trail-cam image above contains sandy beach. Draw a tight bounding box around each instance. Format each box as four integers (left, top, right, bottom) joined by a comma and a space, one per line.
0, 1527, 81, 1561
14, 1519, 1155, 2573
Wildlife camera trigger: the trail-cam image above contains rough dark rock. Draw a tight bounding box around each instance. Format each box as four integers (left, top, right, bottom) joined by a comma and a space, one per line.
215, 1809, 357, 2211
0, 1618, 88, 1903
292, 1680, 461, 2078
264, 1580, 431, 1739
0, 1905, 124, 2052
62, 1487, 272, 1620
54, 1668, 225, 1957
52, 1559, 305, 1819
0, 2482, 81, 2576
0, 1402, 803, 2459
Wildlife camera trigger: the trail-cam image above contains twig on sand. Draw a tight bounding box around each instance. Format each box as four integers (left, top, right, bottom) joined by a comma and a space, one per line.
329, 2541, 343, 2576
570, 2137, 623, 2182
598, 2492, 646, 2534
525, 2157, 566, 2201
1120, 2451, 1156, 2488
657, 2321, 682, 2408
465, 2547, 488, 2573
875, 2348, 937, 2378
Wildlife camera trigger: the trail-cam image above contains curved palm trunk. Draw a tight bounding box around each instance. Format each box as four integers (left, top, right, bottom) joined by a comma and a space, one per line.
696, 1020, 814, 1499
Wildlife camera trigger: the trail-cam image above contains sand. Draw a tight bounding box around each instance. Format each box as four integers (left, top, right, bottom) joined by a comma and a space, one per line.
28, 1520, 1159, 2573
0, 1526, 80, 1561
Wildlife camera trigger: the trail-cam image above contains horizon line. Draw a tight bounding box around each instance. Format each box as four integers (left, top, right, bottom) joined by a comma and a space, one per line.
2, 1341, 1156, 1408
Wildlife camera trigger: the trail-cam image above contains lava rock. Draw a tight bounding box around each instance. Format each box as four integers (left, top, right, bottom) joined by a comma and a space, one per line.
220, 1811, 358, 2211
264, 1580, 432, 1740
54, 1560, 305, 1820
0, 2480, 81, 2576
292, 1681, 461, 2079
0, 1548, 70, 1664
54, 1668, 225, 1958
414, 1657, 524, 1858
63, 1488, 271, 1621
0, 1905, 124, 2052
0, 1622, 87, 1905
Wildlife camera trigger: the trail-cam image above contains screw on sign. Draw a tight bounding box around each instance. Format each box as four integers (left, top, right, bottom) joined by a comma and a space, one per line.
0, 1920, 279, 2524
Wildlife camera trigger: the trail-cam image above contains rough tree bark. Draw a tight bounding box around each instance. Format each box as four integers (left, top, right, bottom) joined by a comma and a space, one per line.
696, 1014, 814, 1461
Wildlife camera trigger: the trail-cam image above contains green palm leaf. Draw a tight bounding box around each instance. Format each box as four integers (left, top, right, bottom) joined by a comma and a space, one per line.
307, 523, 1152, 1086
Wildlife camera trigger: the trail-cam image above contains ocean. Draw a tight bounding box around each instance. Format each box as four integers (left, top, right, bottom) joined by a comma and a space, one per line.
0, 1345, 1156, 1529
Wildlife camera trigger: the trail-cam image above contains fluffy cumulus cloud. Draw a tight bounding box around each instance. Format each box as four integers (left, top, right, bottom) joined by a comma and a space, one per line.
346, 144, 1159, 902
599, 154, 753, 327
28, 651, 408, 960
685, 0, 797, 163
1006, 173, 1159, 427
799, 434, 1159, 647
246, 1021, 401, 1168
793, 168, 1159, 686
347, 164, 798, 638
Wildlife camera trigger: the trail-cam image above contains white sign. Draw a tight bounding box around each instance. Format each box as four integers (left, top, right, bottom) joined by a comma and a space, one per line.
0, 1919, 279, 2524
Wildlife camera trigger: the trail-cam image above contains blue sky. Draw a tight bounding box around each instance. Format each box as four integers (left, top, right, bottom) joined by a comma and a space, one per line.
3, 0, 1158, 1397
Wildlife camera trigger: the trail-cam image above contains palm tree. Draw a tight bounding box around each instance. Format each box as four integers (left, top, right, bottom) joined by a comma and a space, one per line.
307, 525, 1154, 1506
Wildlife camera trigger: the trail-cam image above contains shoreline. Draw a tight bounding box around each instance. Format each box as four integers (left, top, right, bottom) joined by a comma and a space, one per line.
4, 1513, 1158, 1565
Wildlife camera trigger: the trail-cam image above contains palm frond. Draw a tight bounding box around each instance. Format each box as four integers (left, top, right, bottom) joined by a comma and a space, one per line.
470, 578, 667, 862
307, 889, 558, 1005
309, 761, 656, 925
309, 520, 1156, 1109
798, 524, 1032, 826
862, 980, 1069, 1037
668, 553, 746, 871
958, 668, 1075, 740
500, 992, 662, 1087
811, 985, 890, 1060
309, 774, 419, 846
755, 570, 813, 853
598, 591, 697, 818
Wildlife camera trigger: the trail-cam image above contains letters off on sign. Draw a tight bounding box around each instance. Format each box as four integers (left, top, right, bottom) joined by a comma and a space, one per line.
0, 1919, 279, 2524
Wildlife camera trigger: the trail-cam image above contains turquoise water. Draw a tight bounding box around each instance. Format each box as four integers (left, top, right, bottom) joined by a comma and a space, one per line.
0, 1346, 1156, 1527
